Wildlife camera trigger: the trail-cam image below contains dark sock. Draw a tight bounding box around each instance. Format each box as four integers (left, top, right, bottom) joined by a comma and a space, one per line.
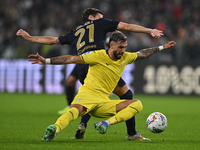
65, 84, 75, 105
80, 113, 91, 128
125, 117, 137, 136
120, 90, 137, 136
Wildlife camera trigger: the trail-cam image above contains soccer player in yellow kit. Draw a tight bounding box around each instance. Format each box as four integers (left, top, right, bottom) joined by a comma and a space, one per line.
29, 31, 176, 141
17, 8, 164, 140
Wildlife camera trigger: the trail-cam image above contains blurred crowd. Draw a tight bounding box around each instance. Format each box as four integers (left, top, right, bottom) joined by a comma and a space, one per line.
1, 0, 200, 63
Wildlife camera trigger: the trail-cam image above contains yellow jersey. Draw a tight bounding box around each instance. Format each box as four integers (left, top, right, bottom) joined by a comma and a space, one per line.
80, 50, 137, 97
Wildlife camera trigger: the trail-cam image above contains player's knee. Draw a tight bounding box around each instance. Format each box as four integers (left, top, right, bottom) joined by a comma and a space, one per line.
66, 81, 75, 87
135, 100, 143, 112
119, 89, 133, 100
66, 76, 77, 86
130, 100, 143, 113
70, 104, 86, 116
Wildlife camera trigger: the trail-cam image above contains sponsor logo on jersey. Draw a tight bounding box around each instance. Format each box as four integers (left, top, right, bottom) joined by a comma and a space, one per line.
83, 51, 92, 55
78, 45, 97, 55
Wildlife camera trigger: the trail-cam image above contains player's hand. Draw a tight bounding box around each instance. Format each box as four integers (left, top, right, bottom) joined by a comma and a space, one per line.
151, 29, 164, 38
28, 53, 46, 64
163, 41, 176, 49
16, 29, 30, 39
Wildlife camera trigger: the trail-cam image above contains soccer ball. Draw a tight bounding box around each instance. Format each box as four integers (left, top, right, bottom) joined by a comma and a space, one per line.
146, 112, 167, 133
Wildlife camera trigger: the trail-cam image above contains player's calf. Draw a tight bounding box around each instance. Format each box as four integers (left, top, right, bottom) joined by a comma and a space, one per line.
106, 100, 143, 125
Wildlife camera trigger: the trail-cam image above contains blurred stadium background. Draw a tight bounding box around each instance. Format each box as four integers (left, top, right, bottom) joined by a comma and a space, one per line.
0, 0, 200, 96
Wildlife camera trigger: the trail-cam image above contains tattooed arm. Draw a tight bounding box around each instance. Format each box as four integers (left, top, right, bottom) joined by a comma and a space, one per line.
28, 53, 84, 65
136, 41, 176, 60
50, 55, 84, 64
16, 29, 59, 45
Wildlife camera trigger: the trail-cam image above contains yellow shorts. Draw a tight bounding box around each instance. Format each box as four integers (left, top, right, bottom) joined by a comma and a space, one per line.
71, 87, 125, 118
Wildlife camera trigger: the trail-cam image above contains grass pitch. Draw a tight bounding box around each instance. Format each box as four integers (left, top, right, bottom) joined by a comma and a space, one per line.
0, 93, 200, 150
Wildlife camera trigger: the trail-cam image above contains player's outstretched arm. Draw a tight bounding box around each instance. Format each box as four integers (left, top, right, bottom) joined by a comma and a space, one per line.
117, 22, 164, 38
135, 41, 176, 60
16, 29, 59, 45
28, 53, 84, 65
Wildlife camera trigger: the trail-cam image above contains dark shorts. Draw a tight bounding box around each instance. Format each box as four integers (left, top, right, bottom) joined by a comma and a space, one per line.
70, 66, 79, 79
70, 64, 126, 87
117, 77, 126, 87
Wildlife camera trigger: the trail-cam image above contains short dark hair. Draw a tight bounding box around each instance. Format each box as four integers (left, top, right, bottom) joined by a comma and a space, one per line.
109, 31, 127, 44
82, 8, 103, 21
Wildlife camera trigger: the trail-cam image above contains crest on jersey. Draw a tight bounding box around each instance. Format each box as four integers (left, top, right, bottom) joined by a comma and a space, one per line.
122, 62, 125, 68
83, 51, 91, 55
77, 98, 81, 102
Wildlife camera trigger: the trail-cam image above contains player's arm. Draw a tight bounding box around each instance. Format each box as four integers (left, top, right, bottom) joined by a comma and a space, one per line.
135, 41, 176, 61
28, 53, 84, 65
117, 22, 164, 38
16, 29, 59, 45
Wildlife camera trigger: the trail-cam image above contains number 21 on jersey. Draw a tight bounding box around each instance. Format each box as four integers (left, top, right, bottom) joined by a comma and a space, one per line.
75, 24, 94, 50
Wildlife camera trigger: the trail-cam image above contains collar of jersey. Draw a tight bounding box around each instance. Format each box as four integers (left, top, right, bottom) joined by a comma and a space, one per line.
106, 49, 119, 62
84, 18, 103, 23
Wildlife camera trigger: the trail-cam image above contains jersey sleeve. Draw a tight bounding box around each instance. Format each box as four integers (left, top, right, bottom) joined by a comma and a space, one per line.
80, 51, 98, 64
58, 30, 75, 45
125, 52, 138, 64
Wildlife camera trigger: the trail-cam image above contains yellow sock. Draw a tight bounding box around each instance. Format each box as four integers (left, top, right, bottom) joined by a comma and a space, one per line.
55, 107, 79, 133
107, 100, 143, 125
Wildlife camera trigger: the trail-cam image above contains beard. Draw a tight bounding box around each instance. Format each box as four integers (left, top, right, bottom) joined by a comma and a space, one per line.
113, 51, 123, 60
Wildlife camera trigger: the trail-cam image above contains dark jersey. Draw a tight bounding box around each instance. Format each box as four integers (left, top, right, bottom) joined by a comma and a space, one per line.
59, 18, 119, 55
58, 18, 119, 74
